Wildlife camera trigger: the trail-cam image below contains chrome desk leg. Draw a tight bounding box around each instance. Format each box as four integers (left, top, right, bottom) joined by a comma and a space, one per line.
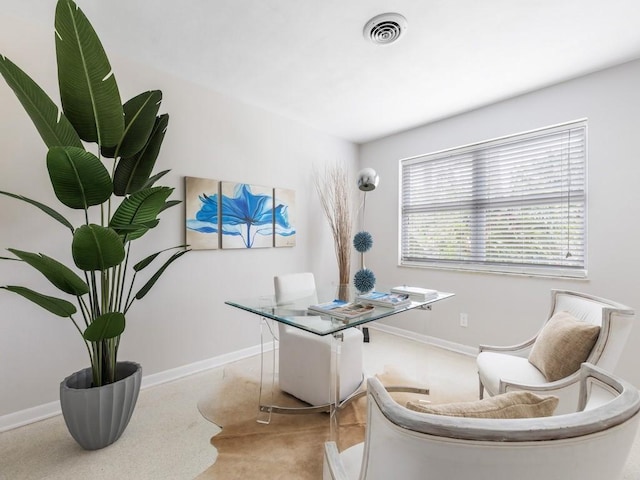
257, 317, 277, 424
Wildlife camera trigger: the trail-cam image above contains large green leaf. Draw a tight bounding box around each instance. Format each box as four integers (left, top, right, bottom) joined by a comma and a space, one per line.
132, 245, 188, 272
159, 200, 181, 213
55, 0, 123, 147
142, 169, 170, 189
1, 286, 76, 317
102, 90, 162, 159
0, 55, 83, 149
72, 224, 125, 271
8, 249, 89, 296
0, 191, 74, 233
105, 220, 159, 242
47, 146, 112, 209
111, 222, 156, 232
83, 312, 125, 341
113, 114, 169, 196
135, 249, 189, 300
110, 187, 173, 241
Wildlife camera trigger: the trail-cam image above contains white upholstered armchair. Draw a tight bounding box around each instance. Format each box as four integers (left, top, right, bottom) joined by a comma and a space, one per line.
323, 363, 640, 480
274, 273, 364, 406
477, 290, 635, 414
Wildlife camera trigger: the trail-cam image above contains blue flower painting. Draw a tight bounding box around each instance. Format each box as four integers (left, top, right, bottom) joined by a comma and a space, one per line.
219, 182, 273, 249
274, 188, 296, 247
186, 178, 296, 250
185, 176, 220, 250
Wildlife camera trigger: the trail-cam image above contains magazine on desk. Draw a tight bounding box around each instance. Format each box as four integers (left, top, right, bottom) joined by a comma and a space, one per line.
307, 299, 375, 320
356, 291, 411, 308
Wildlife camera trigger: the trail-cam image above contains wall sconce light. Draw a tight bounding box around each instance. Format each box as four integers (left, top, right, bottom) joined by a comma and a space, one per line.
357, 168, 380, 192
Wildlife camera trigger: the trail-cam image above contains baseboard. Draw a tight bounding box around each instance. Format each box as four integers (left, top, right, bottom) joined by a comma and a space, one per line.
0, 342, 270, 433
0, 401, 62, 434
369, 324, 478, 357
140, 342, 268, 389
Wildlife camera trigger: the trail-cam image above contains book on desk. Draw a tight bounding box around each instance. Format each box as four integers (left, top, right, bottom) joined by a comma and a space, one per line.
307, 300, 375, 320
356, 291, 411, 308
390, 286, 439, 302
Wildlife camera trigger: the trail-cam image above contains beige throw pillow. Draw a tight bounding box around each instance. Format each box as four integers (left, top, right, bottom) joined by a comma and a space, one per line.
528, 311, 600, 382
406, 391, 559, 419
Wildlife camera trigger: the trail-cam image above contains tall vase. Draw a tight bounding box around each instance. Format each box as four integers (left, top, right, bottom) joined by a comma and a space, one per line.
336, 283, 352, 302
60, 361, 142, 450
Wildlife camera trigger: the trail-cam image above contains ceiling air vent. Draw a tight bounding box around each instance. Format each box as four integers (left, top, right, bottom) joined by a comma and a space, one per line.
363, 13, 408, 45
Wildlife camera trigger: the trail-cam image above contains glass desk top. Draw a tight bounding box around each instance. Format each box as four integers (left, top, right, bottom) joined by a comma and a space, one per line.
225, 290, 454, 336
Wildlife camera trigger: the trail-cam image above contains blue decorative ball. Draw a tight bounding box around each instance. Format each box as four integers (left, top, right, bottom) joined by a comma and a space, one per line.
353, 231, 373, 253
353, 268, 376, 293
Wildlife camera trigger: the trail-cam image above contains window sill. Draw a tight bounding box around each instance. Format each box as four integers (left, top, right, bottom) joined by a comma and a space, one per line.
399, 261, 588, 280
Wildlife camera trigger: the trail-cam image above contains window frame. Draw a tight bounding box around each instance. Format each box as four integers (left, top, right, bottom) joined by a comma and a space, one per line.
398, 120, 588, 279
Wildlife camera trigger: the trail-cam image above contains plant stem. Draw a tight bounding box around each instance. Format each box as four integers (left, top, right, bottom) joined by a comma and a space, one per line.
69, 313, 93, 361
83, 271, 95, 319
109, 265, 118, 312
124, 270, 136, 314
78, 296, 91, 328
90, 271, 100, 318
118, 243, 132, 311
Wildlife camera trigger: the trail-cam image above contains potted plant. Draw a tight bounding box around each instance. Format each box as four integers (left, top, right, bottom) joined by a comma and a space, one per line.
0, 0, 188, 449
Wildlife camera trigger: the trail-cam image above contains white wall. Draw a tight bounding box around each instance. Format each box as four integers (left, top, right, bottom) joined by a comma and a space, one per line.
0, 15, 357, 417
360, 58, 640, 387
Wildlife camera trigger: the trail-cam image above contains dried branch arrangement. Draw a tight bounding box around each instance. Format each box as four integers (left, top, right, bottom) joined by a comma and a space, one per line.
314, 162, 355, 295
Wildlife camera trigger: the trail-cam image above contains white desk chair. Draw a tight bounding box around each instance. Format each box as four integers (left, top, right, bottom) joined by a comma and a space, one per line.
274, 273, 364, 406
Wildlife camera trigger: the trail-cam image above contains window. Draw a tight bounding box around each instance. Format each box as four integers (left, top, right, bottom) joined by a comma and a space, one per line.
400, 120, 587, 278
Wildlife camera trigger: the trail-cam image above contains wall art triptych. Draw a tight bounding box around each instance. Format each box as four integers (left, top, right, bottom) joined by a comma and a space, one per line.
185, 176, 296, 251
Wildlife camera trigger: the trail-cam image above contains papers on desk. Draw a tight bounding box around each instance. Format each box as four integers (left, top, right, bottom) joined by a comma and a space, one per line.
390, 286, 439, 302
307, 300, 374, 320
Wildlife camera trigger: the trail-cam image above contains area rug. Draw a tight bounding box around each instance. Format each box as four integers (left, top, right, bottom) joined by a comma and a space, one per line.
195, 362, 475, 480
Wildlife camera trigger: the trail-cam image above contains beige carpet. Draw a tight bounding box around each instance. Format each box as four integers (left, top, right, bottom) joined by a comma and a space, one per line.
1, 329, 639, 479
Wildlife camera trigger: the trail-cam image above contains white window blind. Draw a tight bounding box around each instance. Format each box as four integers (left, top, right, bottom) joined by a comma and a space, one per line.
400, 120, 587, 277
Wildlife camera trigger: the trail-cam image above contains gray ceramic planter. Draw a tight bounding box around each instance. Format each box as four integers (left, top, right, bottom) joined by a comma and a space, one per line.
60, 361, 142, 450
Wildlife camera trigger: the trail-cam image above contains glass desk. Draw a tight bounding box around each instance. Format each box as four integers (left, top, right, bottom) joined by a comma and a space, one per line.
225, 290, 454, 336
225, 290, 454, 443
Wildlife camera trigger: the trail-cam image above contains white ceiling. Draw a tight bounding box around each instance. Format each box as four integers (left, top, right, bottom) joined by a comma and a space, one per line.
5, 0, 640, 143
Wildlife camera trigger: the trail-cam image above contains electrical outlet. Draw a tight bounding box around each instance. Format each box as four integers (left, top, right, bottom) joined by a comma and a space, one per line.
459, 313, 468, 328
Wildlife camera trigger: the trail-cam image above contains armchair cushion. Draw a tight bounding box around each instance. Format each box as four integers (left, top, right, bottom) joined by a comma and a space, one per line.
406, 391, 559, 419
528, 311, 600, 381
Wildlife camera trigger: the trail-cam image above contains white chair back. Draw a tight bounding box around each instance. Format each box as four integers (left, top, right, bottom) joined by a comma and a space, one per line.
324, 364, 640, 480
274, 272, 318, 305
